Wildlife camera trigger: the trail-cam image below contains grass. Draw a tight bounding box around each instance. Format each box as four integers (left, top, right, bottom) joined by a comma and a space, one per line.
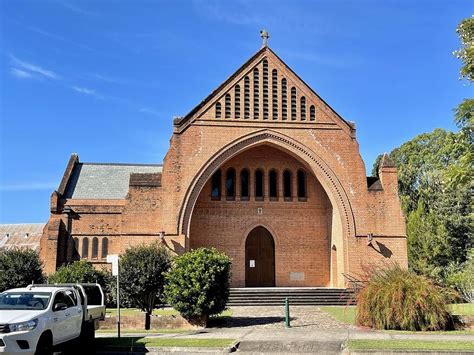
450, 303, 474, 316
97, 328, 191, 334
106, 308, 233, 318
347, 340, 474, 351
320, 306, 356, 325
320, 304, 473, 334
106, 308, 179, 317
96, 337, 235, 348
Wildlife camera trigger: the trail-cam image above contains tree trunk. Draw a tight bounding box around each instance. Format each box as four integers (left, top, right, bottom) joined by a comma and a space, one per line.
145, 312, 151, 330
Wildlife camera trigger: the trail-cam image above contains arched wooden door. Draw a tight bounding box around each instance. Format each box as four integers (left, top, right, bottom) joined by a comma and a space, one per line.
245, 226, 275, 287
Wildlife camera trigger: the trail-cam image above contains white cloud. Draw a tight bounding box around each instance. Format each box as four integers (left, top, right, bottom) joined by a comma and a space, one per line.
10, 68, 34, 79
71, 86, 104, 99
139, 107, 160, 117
10, 55, 61, 80
28, 26, 93, 51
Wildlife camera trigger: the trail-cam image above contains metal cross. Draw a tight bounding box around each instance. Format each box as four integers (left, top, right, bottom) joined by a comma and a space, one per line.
260, 29, 270, 47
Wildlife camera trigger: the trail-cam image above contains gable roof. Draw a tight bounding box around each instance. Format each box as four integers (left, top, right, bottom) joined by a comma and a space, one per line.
0, 223, 45, 252
175, 46, 354, 135
63, 163, 162, 200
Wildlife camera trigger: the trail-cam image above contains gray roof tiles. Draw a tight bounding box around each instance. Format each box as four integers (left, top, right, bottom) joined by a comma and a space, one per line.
63, 163, 162, 199
0, 224, 45, 251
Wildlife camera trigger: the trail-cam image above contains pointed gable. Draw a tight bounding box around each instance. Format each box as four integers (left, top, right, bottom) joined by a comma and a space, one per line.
175, 47, 354, 136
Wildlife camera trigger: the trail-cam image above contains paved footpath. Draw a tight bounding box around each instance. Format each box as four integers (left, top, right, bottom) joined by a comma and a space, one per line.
97, 306, 474, 354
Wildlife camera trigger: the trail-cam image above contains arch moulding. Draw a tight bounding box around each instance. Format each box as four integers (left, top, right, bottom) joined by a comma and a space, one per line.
178, 129, 356, 272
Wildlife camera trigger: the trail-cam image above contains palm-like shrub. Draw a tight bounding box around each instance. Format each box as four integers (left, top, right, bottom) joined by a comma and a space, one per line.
357, 264, 456, 331
164, 248, 231, 327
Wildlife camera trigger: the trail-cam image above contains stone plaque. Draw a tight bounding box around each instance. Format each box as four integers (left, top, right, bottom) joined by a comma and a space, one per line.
290, 272, 305, 281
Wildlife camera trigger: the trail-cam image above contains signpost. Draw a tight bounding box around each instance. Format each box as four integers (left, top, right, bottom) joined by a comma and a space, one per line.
106, 254, 120, 338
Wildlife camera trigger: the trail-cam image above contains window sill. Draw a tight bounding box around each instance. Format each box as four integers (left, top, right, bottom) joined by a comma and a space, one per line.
269, 197, 278, 201
298, 197, 307, 202
284, 197, 293, 202
255, 197, 264, 201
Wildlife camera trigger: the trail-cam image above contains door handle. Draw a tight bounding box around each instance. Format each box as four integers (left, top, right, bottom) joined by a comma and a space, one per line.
65, 313, 70, 316
53, 318, 58, 322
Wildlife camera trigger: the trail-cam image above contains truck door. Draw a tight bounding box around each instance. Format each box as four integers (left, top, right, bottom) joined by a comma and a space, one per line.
51, 291, 69, 344
63, 289, 83, 339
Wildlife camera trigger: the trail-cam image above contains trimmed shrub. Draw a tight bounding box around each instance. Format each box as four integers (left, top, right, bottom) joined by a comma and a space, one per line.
357, 264, 456, 331
119, 243, 172, 330
0, 248, 45, 291
164, 248, 231, 327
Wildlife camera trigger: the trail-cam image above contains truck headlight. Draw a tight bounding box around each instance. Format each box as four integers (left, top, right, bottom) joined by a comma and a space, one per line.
8, 319, 38, 332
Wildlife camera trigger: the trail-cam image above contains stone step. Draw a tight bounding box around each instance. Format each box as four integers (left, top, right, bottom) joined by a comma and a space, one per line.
228, 288, 355, 306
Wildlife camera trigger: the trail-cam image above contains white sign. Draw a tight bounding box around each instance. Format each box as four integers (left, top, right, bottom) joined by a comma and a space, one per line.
107, 254, 119, 276
250, 260, 255, 268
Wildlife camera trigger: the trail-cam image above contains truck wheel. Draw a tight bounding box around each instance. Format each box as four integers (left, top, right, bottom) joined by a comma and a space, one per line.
35, 332, 53, 355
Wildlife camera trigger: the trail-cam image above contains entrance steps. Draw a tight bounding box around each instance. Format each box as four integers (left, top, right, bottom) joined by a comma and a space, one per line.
228, 287, 355, 306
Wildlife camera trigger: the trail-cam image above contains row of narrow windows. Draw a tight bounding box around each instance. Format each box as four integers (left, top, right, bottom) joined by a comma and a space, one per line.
211, 168, 307, 201
74, 237, 108, 260
215, 59, 316, 121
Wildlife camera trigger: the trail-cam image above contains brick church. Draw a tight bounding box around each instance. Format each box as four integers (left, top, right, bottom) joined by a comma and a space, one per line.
40, 36, 407, 288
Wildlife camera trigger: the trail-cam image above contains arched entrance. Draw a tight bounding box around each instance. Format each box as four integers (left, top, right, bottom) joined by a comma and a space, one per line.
245, 226, 275, 287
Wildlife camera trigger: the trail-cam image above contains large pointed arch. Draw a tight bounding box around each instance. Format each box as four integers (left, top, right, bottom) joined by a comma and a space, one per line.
178, 129, 356, 277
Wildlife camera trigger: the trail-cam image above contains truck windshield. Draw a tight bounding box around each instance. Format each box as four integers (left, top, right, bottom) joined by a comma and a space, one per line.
0, 292, 51, 310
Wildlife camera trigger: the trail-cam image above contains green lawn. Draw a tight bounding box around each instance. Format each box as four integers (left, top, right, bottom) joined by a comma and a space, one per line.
347, 340, 474, 351
320, 304, 473, 334
319, 306, 356, 325
97, 328, 191, 334
105, 308, 233, 318
96, 337, 235, 348
450, 303, 474, 316
106, 308, 179, 317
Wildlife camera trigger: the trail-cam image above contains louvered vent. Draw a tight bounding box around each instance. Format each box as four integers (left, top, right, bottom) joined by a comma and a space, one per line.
210, 57, 317, 122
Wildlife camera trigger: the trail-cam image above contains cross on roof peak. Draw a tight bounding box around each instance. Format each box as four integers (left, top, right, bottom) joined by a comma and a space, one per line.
260, 29, 270, 48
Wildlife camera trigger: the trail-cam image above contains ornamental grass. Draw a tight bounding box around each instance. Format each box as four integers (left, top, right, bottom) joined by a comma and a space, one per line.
356, 264, 457, 331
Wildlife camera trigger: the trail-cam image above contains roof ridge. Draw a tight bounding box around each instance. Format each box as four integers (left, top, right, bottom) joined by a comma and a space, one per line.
80, 162, 163, 167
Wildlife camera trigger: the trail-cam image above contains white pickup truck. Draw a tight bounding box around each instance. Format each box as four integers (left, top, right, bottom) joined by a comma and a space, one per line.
0, 283, 105, 355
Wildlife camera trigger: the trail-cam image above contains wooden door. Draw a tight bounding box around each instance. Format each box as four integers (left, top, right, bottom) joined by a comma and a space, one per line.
245, 226, 275, 287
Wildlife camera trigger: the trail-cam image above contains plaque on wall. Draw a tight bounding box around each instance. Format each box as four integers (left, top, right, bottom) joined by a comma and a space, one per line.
250, 260, 255, 268
290, 272, 305, 281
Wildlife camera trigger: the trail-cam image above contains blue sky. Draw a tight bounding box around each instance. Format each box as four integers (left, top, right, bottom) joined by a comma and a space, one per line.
0, 0, 471, 223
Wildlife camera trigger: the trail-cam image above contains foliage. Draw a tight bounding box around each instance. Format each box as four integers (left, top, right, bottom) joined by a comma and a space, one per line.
164, 248, 231, 326
49, 260, 107, 284
446, 249, 474, 303
356, 265, 455, 331
372, 128, 472, 283
454, 17, 474, 82
0, 248, 45, 292
119, 243, 172, 329
48, 260, 114, 305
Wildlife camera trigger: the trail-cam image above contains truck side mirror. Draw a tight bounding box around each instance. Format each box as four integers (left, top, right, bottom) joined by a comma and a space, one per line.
54, 303, 68, 311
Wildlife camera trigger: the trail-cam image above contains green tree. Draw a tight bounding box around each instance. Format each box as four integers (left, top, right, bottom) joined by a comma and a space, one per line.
164, 248, 231, 327
454, 17, 474, 82
369, 17, 474, 283
0, 249, 45, 291
119, 243, 172, 330
372, 129, 472, 283
48, 260, 115, 306
48, 260, 108, 284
